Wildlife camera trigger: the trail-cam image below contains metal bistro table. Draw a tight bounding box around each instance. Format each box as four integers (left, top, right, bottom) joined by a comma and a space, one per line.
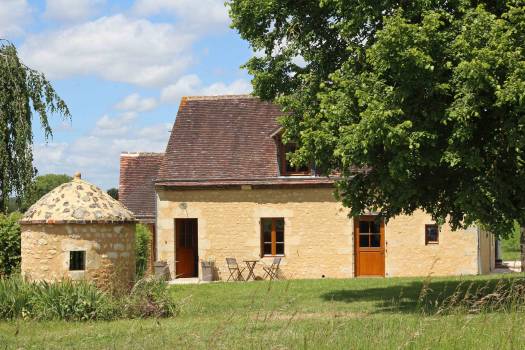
243, 260, 259, 281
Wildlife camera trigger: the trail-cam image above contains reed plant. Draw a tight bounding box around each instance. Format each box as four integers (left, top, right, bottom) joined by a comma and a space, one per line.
0, 275, 32, 319
0, 275, 178, 321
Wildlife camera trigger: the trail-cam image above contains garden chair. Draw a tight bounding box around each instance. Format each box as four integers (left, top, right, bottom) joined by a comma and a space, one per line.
262, 257, 282, 280
226, 258, 245, 281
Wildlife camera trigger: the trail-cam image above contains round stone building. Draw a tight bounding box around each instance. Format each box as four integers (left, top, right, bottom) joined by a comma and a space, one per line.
20, 173, 136, 288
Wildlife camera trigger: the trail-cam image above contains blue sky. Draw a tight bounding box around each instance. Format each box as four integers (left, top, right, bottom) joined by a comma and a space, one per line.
1, 0, 254, 189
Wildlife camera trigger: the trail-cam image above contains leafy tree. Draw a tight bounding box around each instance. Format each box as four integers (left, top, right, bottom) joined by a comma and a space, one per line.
229, 1, 525, 267
0, 40, 70, 213
6, 198, 19, 214
107, 188, 119, 200
21, 174, 72, 211
135, 224, 151, 278
0, 212, 22, 276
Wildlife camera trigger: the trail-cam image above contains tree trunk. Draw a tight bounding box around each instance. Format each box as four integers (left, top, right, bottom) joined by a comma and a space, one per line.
521, 226, 525, 272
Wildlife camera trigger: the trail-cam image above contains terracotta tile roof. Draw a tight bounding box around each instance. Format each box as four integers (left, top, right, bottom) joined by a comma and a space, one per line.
157, 95, 286, 181
119, 152, 163, 221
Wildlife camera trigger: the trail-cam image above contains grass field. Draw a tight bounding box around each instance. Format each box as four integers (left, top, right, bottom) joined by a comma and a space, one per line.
502, 234, 521, 261
501, 222, 521, 261
1, 274, 525, 349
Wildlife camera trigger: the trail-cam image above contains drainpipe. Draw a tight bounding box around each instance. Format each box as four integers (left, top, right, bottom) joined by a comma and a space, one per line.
477, 227, 482, 275
495, 239, 502, 267
154, 190, 159, 262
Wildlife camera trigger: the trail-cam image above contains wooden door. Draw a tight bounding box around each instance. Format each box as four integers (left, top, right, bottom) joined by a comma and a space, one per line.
354, 216, 385, 276
175, 219, 198, 278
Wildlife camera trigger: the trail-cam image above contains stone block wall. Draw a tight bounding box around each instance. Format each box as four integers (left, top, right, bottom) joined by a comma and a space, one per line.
385, 211, 481, 276
156, 187, 490, 280
157, 187, 354, 280
21, 223, 135, 289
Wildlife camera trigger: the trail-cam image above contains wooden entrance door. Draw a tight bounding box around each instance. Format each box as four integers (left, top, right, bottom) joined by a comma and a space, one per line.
175, 219, 198, 278
354, 216, 385, 276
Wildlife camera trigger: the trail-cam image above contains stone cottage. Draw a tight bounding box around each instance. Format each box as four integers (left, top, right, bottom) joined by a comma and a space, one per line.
120, 95, 496, 280
20, 173, 136, 288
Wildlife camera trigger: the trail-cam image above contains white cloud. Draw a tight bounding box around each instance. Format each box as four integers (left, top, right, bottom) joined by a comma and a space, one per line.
161, 74, 252, 103
136, 123, 172, 140
0, 0, 31, 38
132, 0, 229, 31
34, 115, 171, 189
200, 79, 252, 96
160, 74, 201, 101
94, 112, 137, 136
33, 142, 68, 165
115, 93, 158, 112
20, 14, 194, 86
44, 0, 106, 22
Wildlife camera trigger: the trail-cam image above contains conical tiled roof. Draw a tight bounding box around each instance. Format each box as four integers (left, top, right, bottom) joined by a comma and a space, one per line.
20, 173, 135, 224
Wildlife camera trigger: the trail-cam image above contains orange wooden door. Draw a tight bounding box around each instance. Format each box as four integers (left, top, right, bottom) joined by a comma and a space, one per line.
175, 219, 198, 278
354, 216, 385, 276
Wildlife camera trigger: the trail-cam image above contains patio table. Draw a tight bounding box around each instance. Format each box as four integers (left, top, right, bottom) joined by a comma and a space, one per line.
243, 260, 259, 281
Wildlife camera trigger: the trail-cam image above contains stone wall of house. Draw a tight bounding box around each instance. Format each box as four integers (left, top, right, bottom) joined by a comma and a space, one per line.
385, 212, 481, 277
156, 187, 486, 280
157, 187, 354, 280
21, 223, 135, 289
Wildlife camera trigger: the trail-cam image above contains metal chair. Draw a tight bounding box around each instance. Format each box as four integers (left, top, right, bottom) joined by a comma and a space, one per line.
262, 257, 282, 280
226, 258, 245, 281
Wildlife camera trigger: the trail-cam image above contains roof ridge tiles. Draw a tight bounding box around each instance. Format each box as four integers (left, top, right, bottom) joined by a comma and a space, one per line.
121, 152, 164, 157
182, 94, 255, 101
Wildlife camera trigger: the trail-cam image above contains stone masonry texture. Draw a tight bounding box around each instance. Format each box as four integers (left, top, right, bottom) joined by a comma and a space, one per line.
20, 174, 136, 289
156, 187, 491, 280
21, 176, 134, 224
21, 223, 136, 289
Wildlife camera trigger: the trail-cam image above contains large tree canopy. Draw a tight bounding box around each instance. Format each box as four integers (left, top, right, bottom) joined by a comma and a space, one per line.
0, 40, 70, 213
229, 1, 525, 237
21, 174, 72, 211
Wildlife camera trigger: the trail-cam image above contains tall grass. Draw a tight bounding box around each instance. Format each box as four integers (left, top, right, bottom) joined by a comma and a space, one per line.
0, 275, 178, 321
418, 276, 525, 315
30, 280, 115, 321
0, 275, 32, 319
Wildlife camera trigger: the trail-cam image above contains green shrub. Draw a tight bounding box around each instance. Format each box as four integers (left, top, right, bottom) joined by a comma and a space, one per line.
0, 275, 176, 321
30, 280, 117, 321
0, 275, 33, 319
0, 212, 22, 276
135, 224, 151, 278
124, 277, 179, 318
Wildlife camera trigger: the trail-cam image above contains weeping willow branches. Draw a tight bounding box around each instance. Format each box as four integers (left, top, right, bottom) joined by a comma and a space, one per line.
0, 39, 70, 212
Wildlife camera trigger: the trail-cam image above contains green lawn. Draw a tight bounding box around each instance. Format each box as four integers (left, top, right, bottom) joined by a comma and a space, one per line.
502, 234, 521, 261
501, 222, 521, 261
1, 274, 525, 349
503, 249, 521, 261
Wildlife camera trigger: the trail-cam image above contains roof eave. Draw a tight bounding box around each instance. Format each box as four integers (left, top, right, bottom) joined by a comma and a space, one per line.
20, 219, 137, 225
154, 177, 339, 190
